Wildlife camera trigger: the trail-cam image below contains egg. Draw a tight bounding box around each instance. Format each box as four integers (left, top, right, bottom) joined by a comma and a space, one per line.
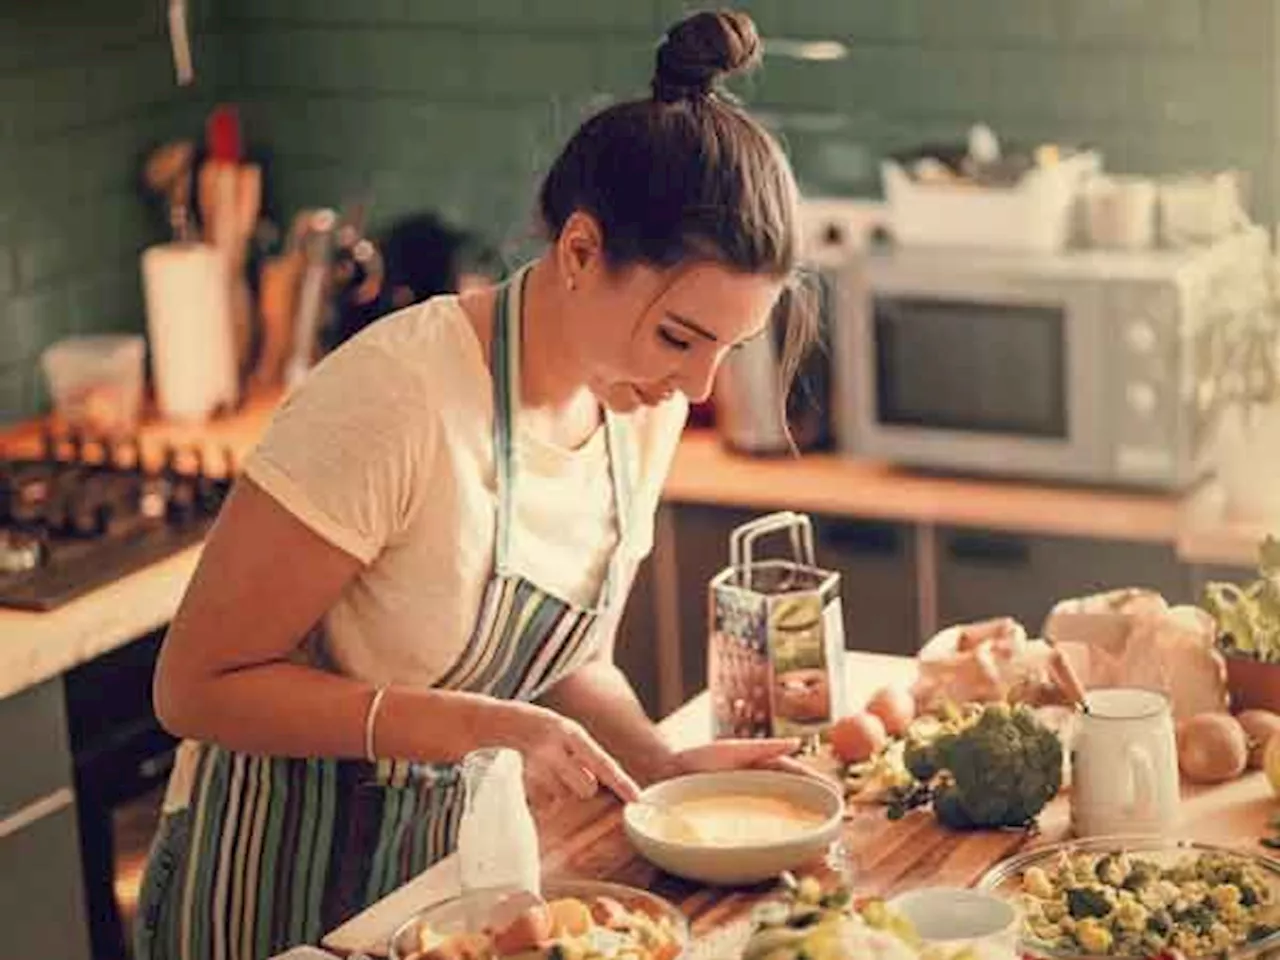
829, 712, 888, 765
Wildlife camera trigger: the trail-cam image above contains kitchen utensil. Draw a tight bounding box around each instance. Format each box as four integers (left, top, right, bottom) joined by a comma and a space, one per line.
284, 209, 339, 389
708, 512, 847, 739
40, 335, 145, 436
252, 213, 310, 391
978, 836, 1280, 960
167, 0, 193, 85
1047, 645, 1090, 713
887, 888, 1020, 960
198, 105, 257, 381
387, 880, 689, 960
1069, 687, 1180, 838
143, 140, 196, 243
623, 770, 843, 886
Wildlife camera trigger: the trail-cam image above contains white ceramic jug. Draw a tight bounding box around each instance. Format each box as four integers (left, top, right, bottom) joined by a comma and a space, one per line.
1070, 687, 1180, 838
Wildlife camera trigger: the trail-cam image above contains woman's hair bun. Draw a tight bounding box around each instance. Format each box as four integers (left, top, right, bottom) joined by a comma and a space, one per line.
651, 9, 762, 104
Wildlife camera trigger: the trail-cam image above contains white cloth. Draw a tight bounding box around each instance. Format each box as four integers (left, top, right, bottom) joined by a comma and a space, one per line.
242, 294, 687, 687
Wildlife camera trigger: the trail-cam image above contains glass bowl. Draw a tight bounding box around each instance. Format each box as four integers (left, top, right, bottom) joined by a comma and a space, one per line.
388, 879, 689, 960
976, 835, 1280, 960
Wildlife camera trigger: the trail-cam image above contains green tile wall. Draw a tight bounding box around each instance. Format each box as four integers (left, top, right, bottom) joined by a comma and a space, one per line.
0, 0, 222, 424
2, 1, 1278, 424
215, 0, 1278, 252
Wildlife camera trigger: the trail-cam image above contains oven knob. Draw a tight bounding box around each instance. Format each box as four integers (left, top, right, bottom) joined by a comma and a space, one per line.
1126, 382, 1158, 417
1125, 321, 1157, 355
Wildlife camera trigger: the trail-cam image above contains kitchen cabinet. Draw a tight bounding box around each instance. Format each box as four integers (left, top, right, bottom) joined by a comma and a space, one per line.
667, 504, 921, 706
0, 680, 91, 960
934, 526, 1189, 635
613, 555, 661, 718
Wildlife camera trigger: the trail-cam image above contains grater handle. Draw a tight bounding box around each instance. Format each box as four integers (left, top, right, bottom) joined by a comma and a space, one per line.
732, 512, 816, 589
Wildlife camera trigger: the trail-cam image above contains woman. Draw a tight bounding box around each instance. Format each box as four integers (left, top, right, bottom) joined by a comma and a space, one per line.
136, 9, 818, 958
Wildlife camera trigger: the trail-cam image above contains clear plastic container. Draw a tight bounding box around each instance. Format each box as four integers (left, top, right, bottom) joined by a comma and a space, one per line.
40, 334, 145, 435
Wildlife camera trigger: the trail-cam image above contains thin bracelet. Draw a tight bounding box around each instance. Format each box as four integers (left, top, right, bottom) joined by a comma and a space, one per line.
364, 685, 390, 763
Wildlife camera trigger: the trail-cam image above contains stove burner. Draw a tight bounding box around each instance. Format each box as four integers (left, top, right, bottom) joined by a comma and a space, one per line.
0, 431, 235, 610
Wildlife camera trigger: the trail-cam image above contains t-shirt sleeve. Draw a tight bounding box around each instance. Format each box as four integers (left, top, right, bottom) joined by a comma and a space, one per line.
242, 339, 436, 564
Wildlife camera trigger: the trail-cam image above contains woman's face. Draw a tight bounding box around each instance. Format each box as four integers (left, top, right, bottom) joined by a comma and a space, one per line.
567, 255, 784, 414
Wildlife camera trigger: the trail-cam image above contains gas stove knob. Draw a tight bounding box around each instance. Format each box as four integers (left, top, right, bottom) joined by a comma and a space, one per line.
166, 481, 198, 525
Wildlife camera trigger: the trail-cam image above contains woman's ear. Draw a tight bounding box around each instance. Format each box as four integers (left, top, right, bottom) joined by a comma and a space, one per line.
555, 210, 606, 289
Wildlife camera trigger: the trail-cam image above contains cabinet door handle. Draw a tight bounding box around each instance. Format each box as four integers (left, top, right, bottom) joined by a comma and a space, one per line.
0, 786, 74, 840
817, 520, 901, 557
946, 532, 1031, 568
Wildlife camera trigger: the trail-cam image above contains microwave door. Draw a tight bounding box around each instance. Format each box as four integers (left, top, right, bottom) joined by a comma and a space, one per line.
846, 276, 1108, 482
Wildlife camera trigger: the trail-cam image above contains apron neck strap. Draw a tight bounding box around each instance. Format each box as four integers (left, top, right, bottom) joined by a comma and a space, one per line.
489, 264, 631, 605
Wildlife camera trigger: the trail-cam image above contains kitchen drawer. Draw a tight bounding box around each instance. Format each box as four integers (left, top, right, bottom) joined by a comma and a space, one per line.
0, 678, 75, 823
0, 796, 90, 960
935, 527, 1189, 636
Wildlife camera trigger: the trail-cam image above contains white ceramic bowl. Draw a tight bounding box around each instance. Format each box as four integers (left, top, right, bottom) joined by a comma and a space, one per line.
888, 887, 1020, 960
623, 770, 843, 886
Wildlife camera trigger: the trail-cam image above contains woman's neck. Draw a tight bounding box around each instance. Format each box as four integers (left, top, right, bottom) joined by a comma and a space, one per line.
519, 257, 592, 414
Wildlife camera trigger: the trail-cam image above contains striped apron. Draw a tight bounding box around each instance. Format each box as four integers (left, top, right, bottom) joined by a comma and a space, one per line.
135, 264, 633, 960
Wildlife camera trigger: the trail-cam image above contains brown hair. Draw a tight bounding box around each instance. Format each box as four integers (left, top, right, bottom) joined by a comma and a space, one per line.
537, 9, 817, 426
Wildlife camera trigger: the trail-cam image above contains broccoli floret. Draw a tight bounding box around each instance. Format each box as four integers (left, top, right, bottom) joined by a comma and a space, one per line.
902, 738, 940, 782
1122, 860, 1161, 892
1067, 887, 1114, 919
913, 703, 1062, 830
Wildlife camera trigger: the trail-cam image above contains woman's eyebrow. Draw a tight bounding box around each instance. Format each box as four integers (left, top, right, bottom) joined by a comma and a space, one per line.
665, 311, 718, 342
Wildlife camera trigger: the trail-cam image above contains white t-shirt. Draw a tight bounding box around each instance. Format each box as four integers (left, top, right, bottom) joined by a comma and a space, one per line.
242, 294, 688, 689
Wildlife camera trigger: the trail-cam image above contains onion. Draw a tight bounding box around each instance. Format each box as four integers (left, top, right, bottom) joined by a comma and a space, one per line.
1177, 713, 1248, 783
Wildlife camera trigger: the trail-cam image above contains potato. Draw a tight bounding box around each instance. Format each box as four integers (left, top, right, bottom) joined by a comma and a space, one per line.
1177, 713, 1248, 784
1237, 710, 1280, 769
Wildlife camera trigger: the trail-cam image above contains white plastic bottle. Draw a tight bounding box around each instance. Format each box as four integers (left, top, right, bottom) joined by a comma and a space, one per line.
457, 747, 541, 923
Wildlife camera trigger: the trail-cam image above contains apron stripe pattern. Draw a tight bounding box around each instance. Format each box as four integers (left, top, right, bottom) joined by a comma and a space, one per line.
135, 263, 634, 960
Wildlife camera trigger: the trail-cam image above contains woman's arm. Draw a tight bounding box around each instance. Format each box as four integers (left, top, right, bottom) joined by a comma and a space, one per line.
156, 477, 507, 764
537, 565, 684, 786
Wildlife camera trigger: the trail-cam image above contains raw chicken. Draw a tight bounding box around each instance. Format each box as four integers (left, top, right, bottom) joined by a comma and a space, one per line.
912, 616, 1065, 712
1043, 588, 1228, 721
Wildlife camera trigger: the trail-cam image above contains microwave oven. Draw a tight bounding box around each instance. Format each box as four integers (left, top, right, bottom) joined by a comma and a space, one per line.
831, 228, 1273, 490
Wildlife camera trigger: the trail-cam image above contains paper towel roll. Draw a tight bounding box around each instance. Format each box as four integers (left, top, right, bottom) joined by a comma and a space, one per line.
142, 243, 238, 422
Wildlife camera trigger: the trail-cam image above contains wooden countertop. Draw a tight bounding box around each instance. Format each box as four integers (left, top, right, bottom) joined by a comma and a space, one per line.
0, 395, 1270, 701
322, 651, 1280, 957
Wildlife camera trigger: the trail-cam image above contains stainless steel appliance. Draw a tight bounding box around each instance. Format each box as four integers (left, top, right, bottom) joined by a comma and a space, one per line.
833, 228, 1274, 490
712, 200, 876, 455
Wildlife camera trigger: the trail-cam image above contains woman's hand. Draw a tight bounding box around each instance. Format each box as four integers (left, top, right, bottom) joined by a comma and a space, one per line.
488, 700, 641, 810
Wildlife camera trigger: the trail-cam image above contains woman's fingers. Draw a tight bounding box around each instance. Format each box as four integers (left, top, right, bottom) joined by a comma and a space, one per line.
566, 730, 640, 802
552, 754, 599, 800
